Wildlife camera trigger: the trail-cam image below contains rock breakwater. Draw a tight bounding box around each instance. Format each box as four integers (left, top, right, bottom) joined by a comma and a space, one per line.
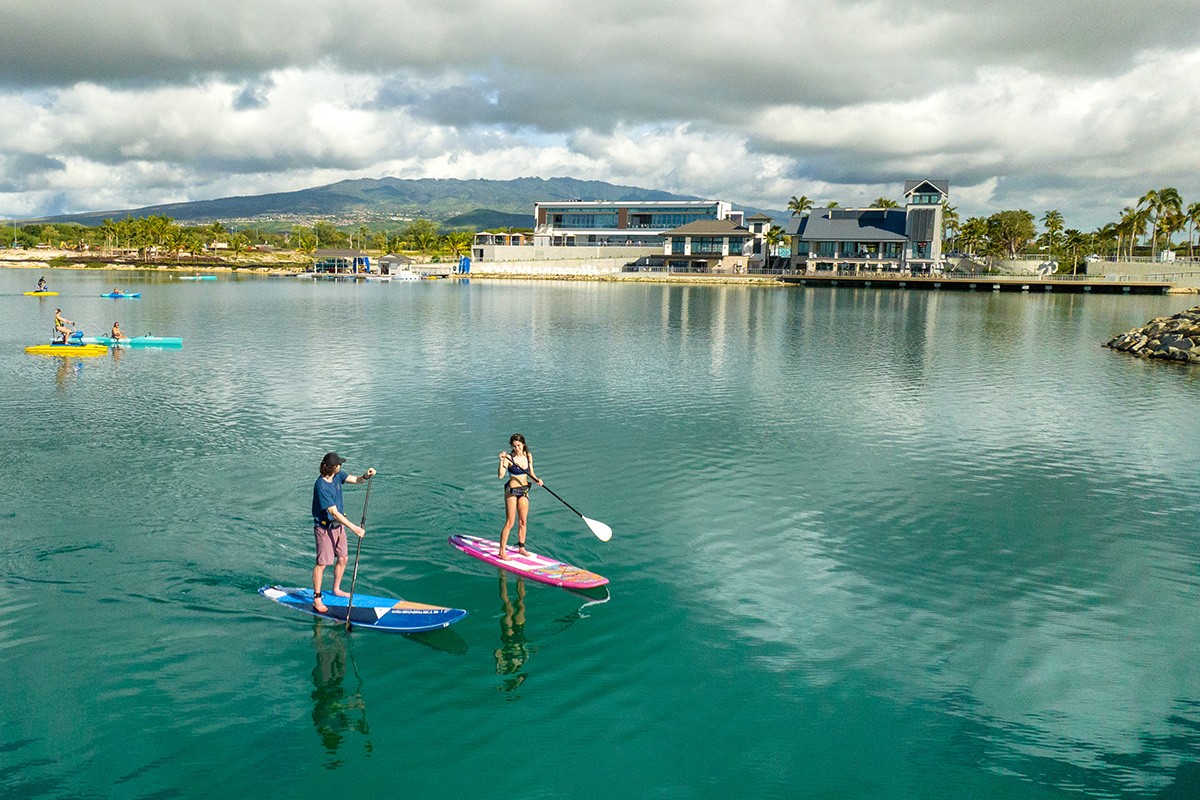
1105, 305, 1200, 363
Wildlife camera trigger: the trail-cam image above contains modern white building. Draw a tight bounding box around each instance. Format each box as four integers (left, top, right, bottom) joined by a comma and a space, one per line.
532, 200, 743, 247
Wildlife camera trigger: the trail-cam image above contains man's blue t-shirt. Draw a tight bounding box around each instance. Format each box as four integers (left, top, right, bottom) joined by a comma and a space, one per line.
312, 471, 349, 525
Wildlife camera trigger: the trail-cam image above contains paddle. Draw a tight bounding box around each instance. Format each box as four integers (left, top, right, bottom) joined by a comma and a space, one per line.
539, 482, 612, 542
343, 476, 373, 632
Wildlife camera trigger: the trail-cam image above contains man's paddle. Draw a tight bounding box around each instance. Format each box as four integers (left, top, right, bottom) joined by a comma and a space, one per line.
343, 476, 373, 632
539, 482, 612, 542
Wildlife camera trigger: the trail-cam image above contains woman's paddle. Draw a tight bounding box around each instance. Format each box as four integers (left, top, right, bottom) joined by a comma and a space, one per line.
539, 482, 612, 541
343, 476, 373, 632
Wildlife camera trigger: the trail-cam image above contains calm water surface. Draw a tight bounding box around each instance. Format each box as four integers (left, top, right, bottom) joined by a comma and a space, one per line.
2, 268, 1199, 799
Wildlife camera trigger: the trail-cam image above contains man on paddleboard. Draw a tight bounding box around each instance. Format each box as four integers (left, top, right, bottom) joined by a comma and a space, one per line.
311, 452, 375, 613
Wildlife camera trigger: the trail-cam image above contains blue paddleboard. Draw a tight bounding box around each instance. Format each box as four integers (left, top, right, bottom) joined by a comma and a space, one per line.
100, 292, 141, 298
258, 586, 467, 632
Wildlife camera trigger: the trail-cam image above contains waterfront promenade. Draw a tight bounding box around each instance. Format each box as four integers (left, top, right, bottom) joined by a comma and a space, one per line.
779, 272, 1177, 294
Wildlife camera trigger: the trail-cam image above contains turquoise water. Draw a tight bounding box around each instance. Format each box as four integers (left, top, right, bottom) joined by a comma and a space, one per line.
3, 268, 1200, 799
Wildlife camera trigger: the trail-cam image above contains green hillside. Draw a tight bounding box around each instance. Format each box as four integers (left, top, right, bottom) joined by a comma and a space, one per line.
26, 176, 787, 228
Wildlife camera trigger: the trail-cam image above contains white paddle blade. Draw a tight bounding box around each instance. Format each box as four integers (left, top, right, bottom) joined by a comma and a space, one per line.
584, 516, 612, 542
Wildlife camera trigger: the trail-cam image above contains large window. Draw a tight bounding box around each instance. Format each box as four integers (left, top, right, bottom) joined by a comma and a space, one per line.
554, 212, 618, 229
815, 241, 836, 257
671, 238, 685, 254
692, 237, 725, 254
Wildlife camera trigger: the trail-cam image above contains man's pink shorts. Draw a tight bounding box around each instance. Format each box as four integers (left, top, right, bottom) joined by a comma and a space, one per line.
314, 524, 348, 565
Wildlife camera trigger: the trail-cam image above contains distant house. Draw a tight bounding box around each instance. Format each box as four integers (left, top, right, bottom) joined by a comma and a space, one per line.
789, 179, 948, 274
744, 212, 774, 269
379, 253, 415, 275
660, 218, 754, 273
312, 248, 370, 274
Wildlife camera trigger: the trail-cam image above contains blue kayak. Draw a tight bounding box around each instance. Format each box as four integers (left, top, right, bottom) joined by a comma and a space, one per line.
80, 335, 182, 347
258, 586, 467, 633
100, 292, 141, 298
179, 276, 217, 281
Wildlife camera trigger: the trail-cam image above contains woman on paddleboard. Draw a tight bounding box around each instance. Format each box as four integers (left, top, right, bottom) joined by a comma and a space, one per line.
497, 433, 542, 559
111, 321, 126, 339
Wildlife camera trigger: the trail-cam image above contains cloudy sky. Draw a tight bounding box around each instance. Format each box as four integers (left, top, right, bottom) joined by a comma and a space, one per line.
2, 0, 1199, 229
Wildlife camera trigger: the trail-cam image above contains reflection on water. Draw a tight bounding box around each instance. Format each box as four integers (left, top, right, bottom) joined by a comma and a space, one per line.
310, 622, 371, 766
7, 270, 1200, 798
495, 573, 530, 692
55, 357, 82, 391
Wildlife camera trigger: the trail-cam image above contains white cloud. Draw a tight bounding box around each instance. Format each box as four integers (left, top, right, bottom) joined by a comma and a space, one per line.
0, 2, 1199, 229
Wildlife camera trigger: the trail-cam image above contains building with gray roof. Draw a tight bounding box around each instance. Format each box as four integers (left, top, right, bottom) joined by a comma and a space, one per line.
790, 179, 948, 273
659, 218, 754, 273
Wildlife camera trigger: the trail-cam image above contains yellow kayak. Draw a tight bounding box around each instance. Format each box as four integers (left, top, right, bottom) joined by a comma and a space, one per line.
25, 343, 108, 357
23, 290, 59, 296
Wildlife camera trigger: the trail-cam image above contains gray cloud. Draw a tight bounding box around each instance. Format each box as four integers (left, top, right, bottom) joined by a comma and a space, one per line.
0, 1, 1198, 229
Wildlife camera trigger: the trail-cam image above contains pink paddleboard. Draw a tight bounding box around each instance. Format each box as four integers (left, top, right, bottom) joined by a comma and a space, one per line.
448, 534, 609, 589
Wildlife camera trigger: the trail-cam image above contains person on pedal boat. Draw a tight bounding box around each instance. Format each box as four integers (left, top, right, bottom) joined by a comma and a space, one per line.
53, 308, 74, 343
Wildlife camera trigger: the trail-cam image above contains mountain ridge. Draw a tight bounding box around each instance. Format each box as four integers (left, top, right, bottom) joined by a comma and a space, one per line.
23, 176, 788, 228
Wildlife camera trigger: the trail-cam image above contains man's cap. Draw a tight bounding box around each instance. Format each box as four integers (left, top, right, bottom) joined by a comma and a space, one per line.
321, 452, 346, 468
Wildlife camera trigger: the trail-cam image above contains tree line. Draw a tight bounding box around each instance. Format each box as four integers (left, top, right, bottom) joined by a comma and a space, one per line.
2, 215, 497, 260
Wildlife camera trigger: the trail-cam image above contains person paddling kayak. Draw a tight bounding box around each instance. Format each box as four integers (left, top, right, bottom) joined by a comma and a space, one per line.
311, 452, 376, 613
497, 433, 542, 559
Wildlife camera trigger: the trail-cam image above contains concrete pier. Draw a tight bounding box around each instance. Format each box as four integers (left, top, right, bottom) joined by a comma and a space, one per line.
778, 273, 1171, 294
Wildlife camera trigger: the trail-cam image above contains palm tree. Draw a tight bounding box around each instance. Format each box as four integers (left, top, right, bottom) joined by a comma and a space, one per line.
787, 195, 813, 216
1139, 187, 1182, 259
941, 202, 960, 247
825, 201, 839, 208
1041, 210, 1064, 261
871, 197, 898, 208
356, 225, 372, 251
1063, 229, 1087, 274
765, 225, 785, 269
443, 230, 474, 258
406, 219, 441, 254
959, 217, 989, 257
1186, 201, 1200, 261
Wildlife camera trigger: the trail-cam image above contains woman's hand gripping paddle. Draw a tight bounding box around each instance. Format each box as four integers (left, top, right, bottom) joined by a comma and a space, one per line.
344, 476, 373, 632
539, 482, 612, 542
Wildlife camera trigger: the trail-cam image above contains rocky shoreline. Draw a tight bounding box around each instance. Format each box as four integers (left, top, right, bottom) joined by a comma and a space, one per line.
1105, 305, 1200, 363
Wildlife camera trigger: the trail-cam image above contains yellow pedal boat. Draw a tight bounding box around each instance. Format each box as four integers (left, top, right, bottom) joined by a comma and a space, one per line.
25, 343, 108, 357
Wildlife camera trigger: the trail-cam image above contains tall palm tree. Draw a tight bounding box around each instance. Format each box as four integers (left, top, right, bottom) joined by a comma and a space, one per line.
1063, 229, 1087, 275
787, 195, 813, 216
871, 197, 898, 208
356, 225, 372, 251
941, 202, 960, 246
959, 217, 988, 257
1041, 210, 1064, 261
1139, 186, 1182, 259
765, 225, 785, 268
1186, 201, 1200, 261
